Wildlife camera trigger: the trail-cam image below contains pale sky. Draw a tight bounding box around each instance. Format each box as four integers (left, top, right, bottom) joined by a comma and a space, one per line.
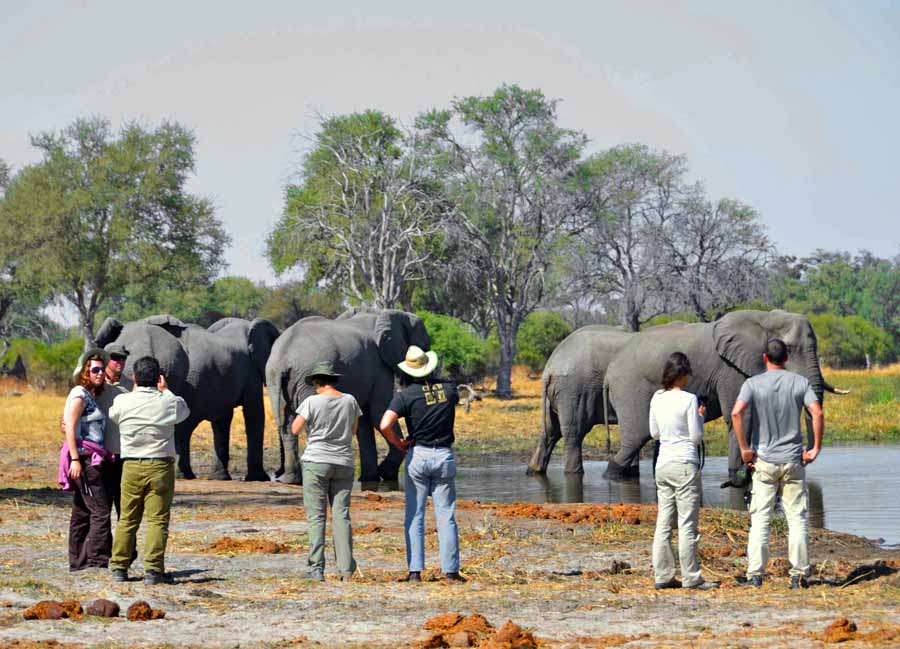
3, 0, 899, 285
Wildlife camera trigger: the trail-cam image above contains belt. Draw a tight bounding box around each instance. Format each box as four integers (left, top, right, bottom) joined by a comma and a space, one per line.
123, 457, 175, 462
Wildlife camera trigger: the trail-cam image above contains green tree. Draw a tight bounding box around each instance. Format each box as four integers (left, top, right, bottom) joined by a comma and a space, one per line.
416, 311, 489, 381
2, 117, 230, 347
416, 85, 587, 397
259, 281, 345, 330
809, 314, 895, 367
515, 310, 573, 374
268, 111, 448, 308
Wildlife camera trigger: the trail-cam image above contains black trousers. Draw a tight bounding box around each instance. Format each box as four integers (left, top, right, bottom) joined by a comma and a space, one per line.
68, 460, 112, 571
102, 457, 125, 519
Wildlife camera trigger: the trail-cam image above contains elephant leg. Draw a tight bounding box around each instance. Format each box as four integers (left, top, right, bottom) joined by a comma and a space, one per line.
241, 387, 269, 482
175, 416, 203, 480
378, 422, 405, 482
527, 408, 562, 475
604, 432, 651, 481
563, 423, 587, 475
276, 420, 302, 485
209, 412, 234, 481
356, 413, 379, 483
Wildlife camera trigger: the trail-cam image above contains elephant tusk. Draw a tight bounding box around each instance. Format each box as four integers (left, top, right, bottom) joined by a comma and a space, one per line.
824, 382, 851, 395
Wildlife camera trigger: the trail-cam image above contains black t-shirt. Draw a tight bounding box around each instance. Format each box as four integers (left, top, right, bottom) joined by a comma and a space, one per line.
388, 380, 459, 448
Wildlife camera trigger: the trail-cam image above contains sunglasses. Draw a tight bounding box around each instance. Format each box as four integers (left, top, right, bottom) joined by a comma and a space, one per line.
89, 366, 105, 375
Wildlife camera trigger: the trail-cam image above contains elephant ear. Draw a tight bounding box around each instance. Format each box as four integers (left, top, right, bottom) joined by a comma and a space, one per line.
374, 310, 429, 369
713, 311, 768, 377
95, 318, 124, 347
248, 318, 280, 377
207, 317, 245, 334
143, 314, 188, 338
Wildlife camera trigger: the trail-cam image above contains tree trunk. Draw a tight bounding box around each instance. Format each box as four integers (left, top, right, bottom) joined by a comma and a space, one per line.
80, 310, 96, 350
494, 322, 518, 399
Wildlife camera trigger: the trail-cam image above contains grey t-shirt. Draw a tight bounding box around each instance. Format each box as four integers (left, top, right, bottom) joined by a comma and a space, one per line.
297, 393, 362, 468
65, 386, 106, 449
737, 369, 818, 464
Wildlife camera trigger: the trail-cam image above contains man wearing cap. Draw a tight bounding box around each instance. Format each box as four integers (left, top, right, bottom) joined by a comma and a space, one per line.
108, 356, 190, 585
379, 346, 464, 583
96, 342, 130, 518
291, 362, 363, 581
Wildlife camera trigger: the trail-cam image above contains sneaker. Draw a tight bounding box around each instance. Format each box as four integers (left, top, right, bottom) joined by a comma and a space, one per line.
790, 575, 809, 590
307, 569, 325, 582
444, 572, 467, 583
398, 571, 421, 583
654, 578, 681, 590
742, 575, 763, 588
685, 579, 720, 590
144, 570, 172, 586
111, 568, 128, 583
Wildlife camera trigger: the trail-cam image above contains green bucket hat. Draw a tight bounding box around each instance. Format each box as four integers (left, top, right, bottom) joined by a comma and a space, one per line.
303, 362, 342, 386
72, 347, 109, 383
732, 464, 753, 489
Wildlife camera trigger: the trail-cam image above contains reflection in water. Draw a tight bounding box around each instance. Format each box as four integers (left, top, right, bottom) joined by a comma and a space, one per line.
454, 446, 900, 546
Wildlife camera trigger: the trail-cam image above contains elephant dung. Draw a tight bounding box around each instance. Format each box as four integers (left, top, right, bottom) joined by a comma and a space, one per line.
823, 618, 857, 643
126, 601, 165, 621
483, 620, 537, 649
23, 601, 65, 620
86, 598, 120, 617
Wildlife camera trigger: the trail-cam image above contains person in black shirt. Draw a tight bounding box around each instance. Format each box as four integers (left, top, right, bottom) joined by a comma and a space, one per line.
379, 345, 464, 583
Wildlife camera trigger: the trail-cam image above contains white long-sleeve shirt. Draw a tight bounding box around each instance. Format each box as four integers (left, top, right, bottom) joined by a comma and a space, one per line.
649, 389, 703, 468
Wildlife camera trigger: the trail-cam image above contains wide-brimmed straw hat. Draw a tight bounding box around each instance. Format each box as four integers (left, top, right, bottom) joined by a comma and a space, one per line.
72, 347, 109, 383
397, 345, 439, 378
303, 362, 342, 386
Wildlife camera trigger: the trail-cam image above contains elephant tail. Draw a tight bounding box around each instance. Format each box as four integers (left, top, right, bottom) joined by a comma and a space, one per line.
603, 379, 612, 456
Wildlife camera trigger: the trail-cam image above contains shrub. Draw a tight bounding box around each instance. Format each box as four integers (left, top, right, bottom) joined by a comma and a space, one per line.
809, 314, 896, 368
3, 337, 84, 392
515, 311, 573, 374
416, 311, 489, 382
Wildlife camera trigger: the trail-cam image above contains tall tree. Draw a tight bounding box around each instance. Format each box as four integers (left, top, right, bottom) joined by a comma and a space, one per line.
416, 85, 587, 397
268, 111, 448, 309
576, 144, 689, 331
2, 117, 229, 346
664, 197, 774, 321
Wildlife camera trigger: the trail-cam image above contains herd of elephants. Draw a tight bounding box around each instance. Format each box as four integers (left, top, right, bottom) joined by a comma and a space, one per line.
93, 307, 844, 488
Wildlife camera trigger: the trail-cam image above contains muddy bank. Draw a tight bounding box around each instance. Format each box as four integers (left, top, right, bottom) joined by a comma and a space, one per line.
1, 479, 899, 648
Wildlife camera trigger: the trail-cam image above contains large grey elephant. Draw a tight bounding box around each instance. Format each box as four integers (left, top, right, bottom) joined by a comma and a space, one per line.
601, 310, 844, 482
266, 307, 431, 484
95, 314, 280, 481
527, 325, 634, 475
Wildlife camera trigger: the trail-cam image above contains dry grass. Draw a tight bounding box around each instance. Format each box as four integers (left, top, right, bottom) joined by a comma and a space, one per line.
0, 364, 896, 483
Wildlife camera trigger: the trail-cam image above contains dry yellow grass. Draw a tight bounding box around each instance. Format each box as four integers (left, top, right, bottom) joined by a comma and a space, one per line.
0, 364, 896, 485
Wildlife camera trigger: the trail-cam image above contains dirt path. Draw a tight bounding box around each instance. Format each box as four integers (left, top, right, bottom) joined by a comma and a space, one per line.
1, 479, 899, 648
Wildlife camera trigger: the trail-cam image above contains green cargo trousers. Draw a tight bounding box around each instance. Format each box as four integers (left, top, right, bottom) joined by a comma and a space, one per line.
110, 458, 175, 574
301, 461, 356, 577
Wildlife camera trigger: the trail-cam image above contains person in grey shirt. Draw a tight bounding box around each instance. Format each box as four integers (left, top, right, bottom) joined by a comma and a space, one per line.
732, 338, 824, 589
291, 363, 362, 581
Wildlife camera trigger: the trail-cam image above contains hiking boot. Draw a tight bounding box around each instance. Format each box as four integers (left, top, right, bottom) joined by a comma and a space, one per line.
398, 571, 421, 583
790, 575, 809, 590
144, 570, 172, 586
444, 572, 467, 583
742, 575, 763, 588
111, 568, 128, 583
654, 578, 681, 590
685, 579, 720, 590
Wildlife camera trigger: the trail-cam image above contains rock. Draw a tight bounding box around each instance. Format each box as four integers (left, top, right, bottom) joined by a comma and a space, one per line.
22, 601, 65, 620
824, 617, 857, 643
447, 630, 475, 647
126, 600, 166, 621
86, 598, 119, 617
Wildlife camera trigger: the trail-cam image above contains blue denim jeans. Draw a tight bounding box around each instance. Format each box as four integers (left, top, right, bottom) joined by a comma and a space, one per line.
404, 445, 460, 573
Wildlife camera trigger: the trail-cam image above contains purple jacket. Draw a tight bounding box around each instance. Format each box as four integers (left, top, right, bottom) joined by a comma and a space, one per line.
57, 440, 115, 491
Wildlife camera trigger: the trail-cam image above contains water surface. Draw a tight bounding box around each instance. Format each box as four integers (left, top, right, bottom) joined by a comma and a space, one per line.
454, 445, 900, 547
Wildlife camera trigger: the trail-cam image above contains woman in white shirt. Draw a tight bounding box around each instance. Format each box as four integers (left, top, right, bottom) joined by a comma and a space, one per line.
649, 352, 718, 590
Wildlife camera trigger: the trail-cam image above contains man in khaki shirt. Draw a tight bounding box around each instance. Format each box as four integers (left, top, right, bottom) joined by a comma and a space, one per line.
108, 356, 189, 585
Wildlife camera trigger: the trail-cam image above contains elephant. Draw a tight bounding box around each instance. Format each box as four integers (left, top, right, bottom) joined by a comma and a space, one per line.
266, 307, 431, 485
527, 325, 634, 476
95, 314, 280, 481
601, 309, 845, 482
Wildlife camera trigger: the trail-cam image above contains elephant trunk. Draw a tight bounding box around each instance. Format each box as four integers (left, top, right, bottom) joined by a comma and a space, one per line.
824, 381, 851, 395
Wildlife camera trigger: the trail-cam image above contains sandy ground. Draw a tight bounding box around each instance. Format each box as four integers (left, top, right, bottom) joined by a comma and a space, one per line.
1, 477, 899, 648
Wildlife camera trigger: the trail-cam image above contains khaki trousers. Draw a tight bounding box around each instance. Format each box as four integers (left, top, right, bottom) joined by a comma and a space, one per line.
652, 461, 702, 586
110, 459, 175, 574
301, 461, 356, 576
746, 459, 810, 579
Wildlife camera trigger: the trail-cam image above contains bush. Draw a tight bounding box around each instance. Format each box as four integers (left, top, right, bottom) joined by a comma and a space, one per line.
515, 311, 573, 374
416, 311, 489, 382
809, 314, 896, 368
2, 336, 84, 391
